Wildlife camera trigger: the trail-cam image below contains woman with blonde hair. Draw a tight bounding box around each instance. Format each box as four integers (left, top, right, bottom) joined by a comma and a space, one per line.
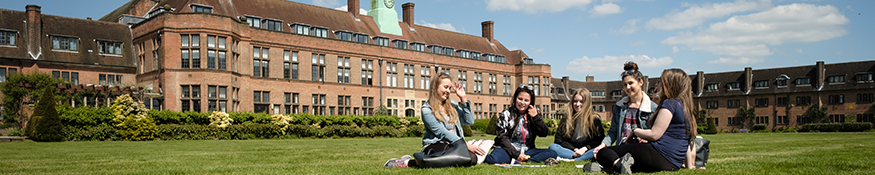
384, 72, 486, 168
548, 88, 605, 161
591, 68, 698, 174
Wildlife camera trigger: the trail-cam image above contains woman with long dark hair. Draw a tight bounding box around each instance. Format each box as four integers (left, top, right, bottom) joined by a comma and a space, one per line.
484, 84, 557, 164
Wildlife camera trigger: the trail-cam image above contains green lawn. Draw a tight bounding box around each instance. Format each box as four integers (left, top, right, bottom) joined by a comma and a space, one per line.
1, 133, 874, 174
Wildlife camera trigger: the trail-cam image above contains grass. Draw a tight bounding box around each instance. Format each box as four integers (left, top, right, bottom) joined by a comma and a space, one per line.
1, 133, 874, 174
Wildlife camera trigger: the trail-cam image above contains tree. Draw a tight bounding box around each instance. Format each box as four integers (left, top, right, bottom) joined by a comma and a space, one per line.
374, 105, 390, 116
30, 87, 64, 141
485, 113, 499, 135
806, 105, 828, 123
1, 73, 65, 129
693, 108, 708, 125
738, 106, 756, 129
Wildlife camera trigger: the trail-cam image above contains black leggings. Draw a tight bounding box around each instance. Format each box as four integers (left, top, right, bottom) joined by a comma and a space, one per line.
596, 143, 679, 173
409, 142, 477, 167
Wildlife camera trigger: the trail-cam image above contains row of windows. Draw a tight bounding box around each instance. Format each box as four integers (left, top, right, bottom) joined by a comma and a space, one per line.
0, 67, 18, 82
43, 35, 124, 55
705, 93, 874, 109
705, 73, 874, 92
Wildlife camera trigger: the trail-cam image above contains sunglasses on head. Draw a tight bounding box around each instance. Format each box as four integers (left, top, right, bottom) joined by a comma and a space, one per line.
518, 84, 533, 90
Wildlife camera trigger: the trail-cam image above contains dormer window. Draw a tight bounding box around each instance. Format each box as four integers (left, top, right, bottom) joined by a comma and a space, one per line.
373, 36, 389, 46
611, 90, 623, 97
776, 74, 789, 87
856, 73, 873, 83
290, 23, 309, 34
51, 36, 78, 51
795, 77, 811, 86
727, 82, 740, 90
472, 51, 481, 60
191, 4, 212, 13
410, 42, 425, 52
392, 39, 408, 49
245, 16, 262, 28
311, 27, 328, 38
354, 33, 370, 44
97, 40, 123, 55
754, 80, 769, 89
0, 30, 15, 46
827, 75, 845, 84
262, 19, 282, 31
483, 54, 495, 62
334, 31, 353, 41
443, 47, 455, 56
427, 45, 443, 54
145, 7, 174, 19
457, 50, 471, 58
705, 83, 719, 92
497, 55, 506, 63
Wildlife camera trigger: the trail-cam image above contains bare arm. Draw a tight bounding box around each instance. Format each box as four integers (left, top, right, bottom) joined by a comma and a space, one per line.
633, 108, 672, 141
685, 143, 696, 169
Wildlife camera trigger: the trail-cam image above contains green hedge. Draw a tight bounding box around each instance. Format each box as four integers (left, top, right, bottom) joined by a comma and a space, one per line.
472, 119, 490, 133
801, 123, 873, 132
753, 124, 768, 131
61, 123, 425, 141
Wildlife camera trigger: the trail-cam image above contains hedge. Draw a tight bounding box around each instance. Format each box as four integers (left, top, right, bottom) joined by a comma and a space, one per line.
801, 123, 873, 132
62, 123, 426, 141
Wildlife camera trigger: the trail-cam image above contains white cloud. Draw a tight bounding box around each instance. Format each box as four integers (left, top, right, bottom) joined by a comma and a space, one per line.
610, 19, 639, 35
566, 55, 673, 74
846, 5, 855, 12
486, 0, 593, 13
591, 3, 623, 16
333, 6, 368, 15
645, 0, 771, 30
662, 3, 849, 64
630, 41, 646, 46
672, 46, 679, 53
591, 33, 599, 38
416, 20, 459, 32
795, 48, 804, 54
314, 0, 341, 7
707, 57, 763, 64
531, 48, 546, 54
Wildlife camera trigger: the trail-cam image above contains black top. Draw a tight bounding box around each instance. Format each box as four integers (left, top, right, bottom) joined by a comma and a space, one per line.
554, 116, 605, 150
494, 108, 550, 158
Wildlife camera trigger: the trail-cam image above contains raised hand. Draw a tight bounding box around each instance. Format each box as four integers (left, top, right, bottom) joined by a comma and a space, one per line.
453, 82, 467, 102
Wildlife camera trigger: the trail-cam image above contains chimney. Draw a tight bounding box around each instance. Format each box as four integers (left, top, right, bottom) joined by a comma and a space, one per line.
481, 21, 494, 42
586, 76, 594, 82
696, 71, 705, 96
26, 5, 41, 60
744, 67, 753, 93
348, 0, 359, 16
402, 3, 415, 24
815, 61, 825, 90
87, 17, 92, 20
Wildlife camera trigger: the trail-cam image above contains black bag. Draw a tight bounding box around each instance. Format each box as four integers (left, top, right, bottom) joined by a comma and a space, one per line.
413, 139, 473, 168
693, 137, 710, 168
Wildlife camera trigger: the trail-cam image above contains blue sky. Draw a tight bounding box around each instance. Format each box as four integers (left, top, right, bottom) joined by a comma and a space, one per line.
4, 0, 872, 81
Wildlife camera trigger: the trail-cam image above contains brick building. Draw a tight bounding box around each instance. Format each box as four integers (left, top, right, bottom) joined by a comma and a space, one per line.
550, 61, 875, 130
0, 5, 137, 116
99, 0, 554, 119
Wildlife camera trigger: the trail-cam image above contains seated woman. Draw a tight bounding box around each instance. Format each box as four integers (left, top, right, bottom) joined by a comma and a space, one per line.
592, 69, 698, 174
384, 73, 486, 168
484, 85, 558, 164
548, 88, 605, 162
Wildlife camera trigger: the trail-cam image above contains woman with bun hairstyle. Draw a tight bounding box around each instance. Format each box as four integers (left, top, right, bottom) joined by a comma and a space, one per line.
484, 84, 558, 164
593, 62, 658, 152
548, 88, 605, 161
592, 68, 698, 174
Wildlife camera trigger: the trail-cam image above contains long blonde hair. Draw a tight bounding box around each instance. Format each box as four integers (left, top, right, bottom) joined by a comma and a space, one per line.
562, 88, 598, 138
427, 73, 458, 123
657, 69, 697, 140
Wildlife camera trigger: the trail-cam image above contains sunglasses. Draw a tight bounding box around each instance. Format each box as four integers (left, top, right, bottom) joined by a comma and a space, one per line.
518, 84, 533, 90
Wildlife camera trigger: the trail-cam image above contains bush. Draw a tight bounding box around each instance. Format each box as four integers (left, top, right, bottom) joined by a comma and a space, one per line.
462, 125, 473, 137
405, 124, 424, 137
753, 124, 768, 131
32, 87, 64, 142
485, 114, 499, 135
111, 94, 156, 141
62, 124, 119, 141
802, 123, 873, 132
471, 119, 490, 133
58, 106, 114, 128
6, 126, 22, 136
774, 126, 799, 133
704, 118, 719, 134
24, 116, 41, 139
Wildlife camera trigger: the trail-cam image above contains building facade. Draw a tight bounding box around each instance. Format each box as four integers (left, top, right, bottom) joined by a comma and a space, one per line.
100, 0, 554, 119
550, 61, 875, 130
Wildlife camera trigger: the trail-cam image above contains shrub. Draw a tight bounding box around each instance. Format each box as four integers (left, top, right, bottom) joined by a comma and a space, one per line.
704, 118, 719, 134
753, 124, 768, 131
58, 106, 114, 128
774, 126, 799, 133
6, 126, 22, 136
208, 111, 233, 128
62, 124, 119, 141
406, 124, 424, 137
24, 116, 41, 139
802, 123, 873, 132
111, 94, 155, 141
471, 119, 490, 133
32, 87, 64, 142
485, 114, 499, 135
462, 125, 473, 137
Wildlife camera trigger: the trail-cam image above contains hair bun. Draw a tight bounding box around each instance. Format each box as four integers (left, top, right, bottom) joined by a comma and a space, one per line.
623, 61, 639, 71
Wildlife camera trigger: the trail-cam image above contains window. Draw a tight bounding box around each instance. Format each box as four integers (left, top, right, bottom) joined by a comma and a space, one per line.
727, 99, 741, 108
97, 40, 122, 55
488, 74, 497, 95
458, 70, 467, 91
473, 72, 483, 94
795, 77, 811, 86
191, 4, 212, 13
457, 50, 471, 59
857, 114, 874, 123
289, 23, 309, 34
593, 105, 605, 112
284, 51, 298, 80
706, 101, 718, 109
796, 96, 812, 106
503, 75, 511, 95
858, 93, 874, 103
828, 95, 844, 104
755, 98, 769, 107
443, 47, 455, 56
427, 45, 443, 55
99, 74, 123, 86
207, 86, 228, 112
419, 66, 431, 89
754, 80, 768, 89
181, 34, 199, 69
611, 90, 623, 98
777, 116, 788, 125
52, 71, 79, 85
776, 75, 789, 87
311, 27, 329, 38
483, 54, 496, 62
392, 39, 408, 49
385, 62, 398, 87
797, 115, 811, 125
705, 83, 719, 92
727, 82, 740, 90
362, 97, 374, 115
311, 94, 326, 115
311, 53, 325, 82
354, 33, 370, 44
373, 37, 390, 46
362, 60, 374, 85
591, 90, 605, 98
51, 36, 78, 51
253, 91, 270, 113
0, 30, 15, 46
410, 42, 426, 52
828, 114, 845, 123
337, 95, 351, 115
335, 31, 353, 41
777, 97, 789, 106
181, 85, 201, 112
263, 19, 283, 31
246, 16, 261, 28
337, 57, 351, 84
403, 64, 415, 89
827, 75, 845, 84
856, 73, 874, 83
253, 47, 269, 78
755, 116, 769, 124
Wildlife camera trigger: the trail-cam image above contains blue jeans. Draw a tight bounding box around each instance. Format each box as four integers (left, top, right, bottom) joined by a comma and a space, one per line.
548, 143, 595, 161
484, 147, 558, 164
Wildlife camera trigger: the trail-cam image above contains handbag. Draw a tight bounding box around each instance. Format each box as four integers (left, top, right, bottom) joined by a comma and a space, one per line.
413, 139, 473, 168
693, 136, 710, 168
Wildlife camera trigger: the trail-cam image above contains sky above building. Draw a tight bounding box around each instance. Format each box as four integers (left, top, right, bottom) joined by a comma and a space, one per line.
3, 0, 872, 81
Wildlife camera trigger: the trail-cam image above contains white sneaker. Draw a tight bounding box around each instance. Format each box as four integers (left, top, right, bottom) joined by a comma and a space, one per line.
556, 157, 574, 162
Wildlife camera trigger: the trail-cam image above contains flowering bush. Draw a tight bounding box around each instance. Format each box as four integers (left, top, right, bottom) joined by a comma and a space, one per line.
271, 114, 293, 134
111, 94, 155, 141
208, 111, 233, 128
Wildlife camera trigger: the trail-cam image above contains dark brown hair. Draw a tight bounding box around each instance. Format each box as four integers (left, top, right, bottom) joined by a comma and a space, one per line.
657, 68, 697, 141
622, 61, 645, 82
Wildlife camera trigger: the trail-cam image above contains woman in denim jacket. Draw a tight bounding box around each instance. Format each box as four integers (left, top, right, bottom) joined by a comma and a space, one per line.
384, 73, 484, 168
594, 62, 659, 153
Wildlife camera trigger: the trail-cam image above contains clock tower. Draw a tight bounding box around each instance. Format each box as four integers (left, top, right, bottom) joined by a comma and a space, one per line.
367, 0, 403, 36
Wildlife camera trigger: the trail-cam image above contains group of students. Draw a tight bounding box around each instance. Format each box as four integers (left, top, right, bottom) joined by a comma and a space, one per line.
384, 61, 700, 174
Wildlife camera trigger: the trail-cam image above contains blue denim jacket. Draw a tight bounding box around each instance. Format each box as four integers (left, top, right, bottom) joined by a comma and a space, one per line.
421, 100, 474, 146
601, 92, 658, 146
